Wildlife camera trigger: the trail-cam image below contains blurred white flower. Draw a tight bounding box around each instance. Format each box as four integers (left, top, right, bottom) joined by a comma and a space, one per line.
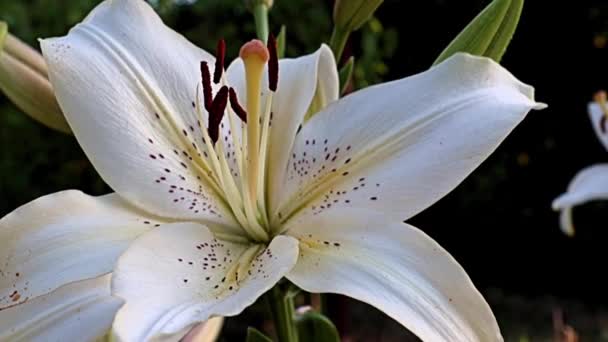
553, 91, 608, 236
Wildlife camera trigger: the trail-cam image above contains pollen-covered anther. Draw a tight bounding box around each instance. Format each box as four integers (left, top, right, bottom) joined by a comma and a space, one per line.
208, 86, 229, 144
213, 39, 226, 84
200, 61, 213, 111
267, 34, 279, 92
229, 87, 247, 123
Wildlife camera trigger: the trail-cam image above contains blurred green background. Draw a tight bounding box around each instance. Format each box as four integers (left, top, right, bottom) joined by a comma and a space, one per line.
2, 0, 608, 341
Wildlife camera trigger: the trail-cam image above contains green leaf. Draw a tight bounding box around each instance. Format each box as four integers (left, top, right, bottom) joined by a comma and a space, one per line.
246, 327, 273, 342
296, 312, 340, 342
433, 0, 524, 65
338, 56, 354, 95
0, 21, 7, 52
277, 25, 286, 58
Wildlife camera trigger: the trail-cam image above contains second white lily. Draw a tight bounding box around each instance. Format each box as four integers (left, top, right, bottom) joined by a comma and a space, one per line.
553, 92, 608, 236
0, 0, 545, 341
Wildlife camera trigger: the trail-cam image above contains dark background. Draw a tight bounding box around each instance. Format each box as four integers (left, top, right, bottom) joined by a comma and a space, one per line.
2, 0, 608, 340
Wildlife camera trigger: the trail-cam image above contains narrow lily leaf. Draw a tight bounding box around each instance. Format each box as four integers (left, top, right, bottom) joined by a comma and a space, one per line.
338, 56, 354, 95
246, 327, 273, 342
433, 0, 523, 65
296, 312, 340, 342
0, 22, 7, 50
277, 25, 286, 59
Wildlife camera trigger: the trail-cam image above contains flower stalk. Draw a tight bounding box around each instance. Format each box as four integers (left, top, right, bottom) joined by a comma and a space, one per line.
328, 26, 349, 63
248, 0, 273, 43
267, 285, 299, 342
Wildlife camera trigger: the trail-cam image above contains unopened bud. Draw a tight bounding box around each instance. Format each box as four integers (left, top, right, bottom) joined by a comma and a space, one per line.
333, 0, 384, 32
0, 24, 70, 134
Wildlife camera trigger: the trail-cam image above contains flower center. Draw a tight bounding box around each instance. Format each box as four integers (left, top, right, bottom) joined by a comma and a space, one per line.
194, 37, 279, 243
594, 90, 608, 134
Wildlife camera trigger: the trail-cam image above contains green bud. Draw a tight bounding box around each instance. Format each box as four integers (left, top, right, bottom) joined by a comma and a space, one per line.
0, 22, 6, 48
333, 0, 384, 32
0, 25, 71, 134
433, 0, 524, 66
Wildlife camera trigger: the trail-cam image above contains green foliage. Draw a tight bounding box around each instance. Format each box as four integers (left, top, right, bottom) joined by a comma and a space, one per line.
338, 56, 354, 94
354, 17, 398, 88
433, 0, 524, 65
295, 311, 340, 342
246, 327, 273, 342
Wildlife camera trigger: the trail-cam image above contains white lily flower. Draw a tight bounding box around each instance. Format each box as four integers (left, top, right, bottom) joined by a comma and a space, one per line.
0, 0, 544, 340
552, 95, 608, 236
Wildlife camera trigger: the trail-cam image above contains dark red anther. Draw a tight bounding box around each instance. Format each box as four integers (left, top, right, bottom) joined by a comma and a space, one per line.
267, 34, 279, 92
200, 61, 213, 111
228, 87, 247, 123
213, 39, 226, 84
601, 116, 607, 134
208, 86, 229, 144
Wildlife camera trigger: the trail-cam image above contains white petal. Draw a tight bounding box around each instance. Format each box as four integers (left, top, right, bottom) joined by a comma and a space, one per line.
0, 274, 123, 342
552, 164, 608, 235
588, 102, 608, 151
285, 208, 502, 342
40, 0, 236, 226
225, 45, 339, 212
111, 223, 298, 341
0, 190, 158, 310
552, 164, 608, 209
274, 53, 544, 225
182, 317, 224, 342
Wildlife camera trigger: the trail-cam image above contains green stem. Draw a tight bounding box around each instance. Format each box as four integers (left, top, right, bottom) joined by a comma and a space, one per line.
267, 286, 298, 342
328, 26, 350, 62
253, 4, 269, 44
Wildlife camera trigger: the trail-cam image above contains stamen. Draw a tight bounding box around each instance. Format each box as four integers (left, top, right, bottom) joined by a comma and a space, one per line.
208, 86, 229, 144
594, 90, 608, 133
229, 88, 248, 123
213, 39, 226, 84
267, 34, 279, 92
200, 61, 213, 111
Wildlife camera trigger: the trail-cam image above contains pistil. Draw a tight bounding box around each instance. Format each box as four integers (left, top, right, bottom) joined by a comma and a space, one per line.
240, 40, 269, 212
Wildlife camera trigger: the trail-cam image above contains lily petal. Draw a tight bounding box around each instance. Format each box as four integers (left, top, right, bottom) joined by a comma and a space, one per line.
0, 190, 158, 310
285, 208, 501, 342
588, 102, 608, 151
552, 164, 608, 235
40, 0, 236, 225
274, 53, 544, 225
225, 45, 339, 212
111, 223, 299, 341
0, 274, 122, 342
182, 317, 224, 342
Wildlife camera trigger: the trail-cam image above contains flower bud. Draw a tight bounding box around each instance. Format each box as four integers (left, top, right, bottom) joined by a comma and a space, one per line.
0, 24, 70, 134
333, 0, 384, 32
